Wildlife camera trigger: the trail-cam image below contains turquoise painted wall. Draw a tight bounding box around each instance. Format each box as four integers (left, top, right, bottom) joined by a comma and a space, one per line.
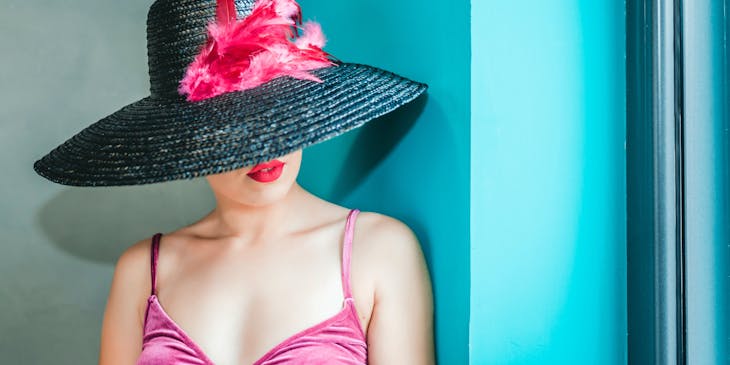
297, 0, 470, 363
471, 1, 626, 364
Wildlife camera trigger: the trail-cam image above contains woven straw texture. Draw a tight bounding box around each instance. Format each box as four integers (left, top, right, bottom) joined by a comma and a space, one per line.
32, 0, 427, 186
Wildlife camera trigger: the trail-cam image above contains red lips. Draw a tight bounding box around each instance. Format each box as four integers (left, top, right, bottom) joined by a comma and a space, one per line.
246, 160, 285, 183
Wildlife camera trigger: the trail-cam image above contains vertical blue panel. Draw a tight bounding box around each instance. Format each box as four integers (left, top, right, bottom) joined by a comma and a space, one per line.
471, 1, 626, 364
296, 0, 470, 363
682, 0, 730, 362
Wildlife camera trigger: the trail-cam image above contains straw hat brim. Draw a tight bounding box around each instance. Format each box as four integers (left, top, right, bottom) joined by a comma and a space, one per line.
33, 63, 427, 186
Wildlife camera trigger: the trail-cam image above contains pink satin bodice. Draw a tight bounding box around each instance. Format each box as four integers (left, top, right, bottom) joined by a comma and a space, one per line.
136, 209, 367, 364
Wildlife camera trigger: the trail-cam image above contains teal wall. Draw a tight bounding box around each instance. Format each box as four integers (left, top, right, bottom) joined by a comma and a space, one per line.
470, 1, 626, 364
297, 0, 471, 363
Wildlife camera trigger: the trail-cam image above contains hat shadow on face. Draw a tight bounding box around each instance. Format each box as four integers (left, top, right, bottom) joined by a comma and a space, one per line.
34, 93, 428, 264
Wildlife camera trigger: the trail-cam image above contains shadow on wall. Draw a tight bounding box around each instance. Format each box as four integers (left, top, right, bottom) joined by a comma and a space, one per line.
296, 93, 428, 200
331, 94, 428, 201
33, 95, 427, 264
34, 179, 215, 263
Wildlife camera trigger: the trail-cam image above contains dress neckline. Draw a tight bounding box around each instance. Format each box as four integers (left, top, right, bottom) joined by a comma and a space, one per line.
146, 293, 363, 365
143, 209, 364, 364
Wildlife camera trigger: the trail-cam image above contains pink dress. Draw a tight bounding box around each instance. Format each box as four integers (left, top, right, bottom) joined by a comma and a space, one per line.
136, 209, 367, 364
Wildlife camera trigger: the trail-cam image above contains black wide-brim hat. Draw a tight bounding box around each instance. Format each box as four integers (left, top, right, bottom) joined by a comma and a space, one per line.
33, 0, 427, 187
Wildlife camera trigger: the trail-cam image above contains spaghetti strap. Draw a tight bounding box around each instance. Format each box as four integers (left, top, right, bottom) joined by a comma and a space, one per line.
341, 209, 360, 299
150, 233, 162, 296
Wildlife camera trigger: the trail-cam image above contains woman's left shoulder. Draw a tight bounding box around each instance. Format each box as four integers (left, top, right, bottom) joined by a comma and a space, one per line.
352, 211, 420, 251
350, 211, 428, 281
350, 211, 434, 361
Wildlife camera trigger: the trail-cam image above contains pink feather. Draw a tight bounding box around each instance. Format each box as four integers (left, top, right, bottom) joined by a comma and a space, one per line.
216, 0, 237, 26
295, 21, 326, 49
179, 0, 335, 101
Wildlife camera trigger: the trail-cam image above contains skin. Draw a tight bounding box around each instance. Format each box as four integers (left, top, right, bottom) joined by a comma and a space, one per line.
98, 149, 435, 365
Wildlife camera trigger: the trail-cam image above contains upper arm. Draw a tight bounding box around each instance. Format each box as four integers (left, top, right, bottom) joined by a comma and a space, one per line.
98, 238, 152, 365
362, 215, 435, 365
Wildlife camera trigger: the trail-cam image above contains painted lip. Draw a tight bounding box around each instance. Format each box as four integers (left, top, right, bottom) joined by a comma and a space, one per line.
246, 160, 285, 183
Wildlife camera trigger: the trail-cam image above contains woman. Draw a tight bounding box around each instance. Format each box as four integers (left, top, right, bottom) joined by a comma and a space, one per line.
99, 149, 433, 364
33, 0, 433, 363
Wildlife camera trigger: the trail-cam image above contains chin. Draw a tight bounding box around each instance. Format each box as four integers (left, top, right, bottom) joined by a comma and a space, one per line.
207, 164, 299, 207
238, 179, 296, 207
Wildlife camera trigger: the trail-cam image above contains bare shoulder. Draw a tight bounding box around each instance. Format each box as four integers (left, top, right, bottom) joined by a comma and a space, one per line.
353, 211, 423, 264
114, 236, 154, 291
98, 235, 156, 364
351, 211, 431, 294
116, 236, 153, 272
351, 211, 435, 363
109, 236, 156, 323
354, 211, 419, 243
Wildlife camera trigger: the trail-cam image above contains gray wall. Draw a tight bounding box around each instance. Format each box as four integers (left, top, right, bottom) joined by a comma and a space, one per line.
2, 1, 217, 363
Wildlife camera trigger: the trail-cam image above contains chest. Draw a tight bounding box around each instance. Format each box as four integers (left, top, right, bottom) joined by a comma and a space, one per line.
144, 242, 369, 364
140, 295, 367, 365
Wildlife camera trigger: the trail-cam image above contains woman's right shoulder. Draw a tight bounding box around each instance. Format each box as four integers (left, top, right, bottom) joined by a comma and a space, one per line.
109, 236, 158, 314
114, 236, 153, 269
98, 235, 157, 364
112, 232, 186, 301
113, 236, 155, 293
118, 235, 154, 264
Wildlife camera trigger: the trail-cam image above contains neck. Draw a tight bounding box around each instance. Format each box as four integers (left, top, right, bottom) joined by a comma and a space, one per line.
206, 182, 308, 242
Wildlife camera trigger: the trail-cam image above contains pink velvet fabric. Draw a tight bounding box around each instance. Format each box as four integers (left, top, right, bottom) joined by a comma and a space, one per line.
136, 209, 367, 365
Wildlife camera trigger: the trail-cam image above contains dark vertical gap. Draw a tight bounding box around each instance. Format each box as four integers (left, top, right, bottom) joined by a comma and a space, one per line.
672, 0, 686, 363
628, 0, 689, 363
626, 0, 659, 363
